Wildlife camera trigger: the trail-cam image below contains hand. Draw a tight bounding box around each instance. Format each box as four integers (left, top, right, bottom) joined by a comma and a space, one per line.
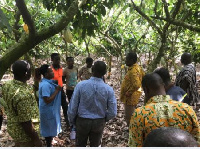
125, 91, 132, 97
54, 80, 58, 85
56, 85, 62, 91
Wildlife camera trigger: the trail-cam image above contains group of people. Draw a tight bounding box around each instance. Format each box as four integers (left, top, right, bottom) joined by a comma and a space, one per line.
119, 52, 200, 147
0, 51, 199, 147
0, 53, 117, 147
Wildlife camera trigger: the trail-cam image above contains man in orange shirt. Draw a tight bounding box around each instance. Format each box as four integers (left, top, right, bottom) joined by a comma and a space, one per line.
51, 53, 69, 127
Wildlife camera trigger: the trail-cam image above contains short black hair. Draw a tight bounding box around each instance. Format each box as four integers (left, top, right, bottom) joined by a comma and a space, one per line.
12, 60, 30, 77
34, 64, 49, 80
86, 57, 93, 63
40, 64, 49, 76
143, 127, 198, 147
126, 52, 137, 63
154, 67, 170, 85
181, 53, 192, 65
92, 61, 106, 77
66, 57, 74, 61
142, 73, 164, 90
51, 53, 60, 60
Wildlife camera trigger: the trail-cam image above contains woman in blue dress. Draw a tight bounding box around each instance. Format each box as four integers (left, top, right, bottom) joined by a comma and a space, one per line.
37, 64, 62, 147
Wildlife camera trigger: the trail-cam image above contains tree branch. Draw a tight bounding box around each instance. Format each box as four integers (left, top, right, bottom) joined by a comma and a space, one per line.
13, 10, 21, 42
91, 41, 112, 57
78, 0, 87, 8
152, 16, 200, 32
35, 1, 78, 45
169, 10, 191, 33
162, 0, 170, 19
0, 0, 78, 79
154, 0, 158, 16
100, 31, 121, 52
134, 26, 149, 51
0, 4, 15, 12
171, 0, 183, 19
106, 6, 125, 33
130, 0, 163, 35
15, 0, 35, 37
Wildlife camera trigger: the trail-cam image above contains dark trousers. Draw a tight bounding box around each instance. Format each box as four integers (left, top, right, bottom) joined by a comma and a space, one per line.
45, 136, 53, 147
61, 88, 69, 127
0, 115, 3, 130
66, 89, 74, 103
76, 117, 105, 147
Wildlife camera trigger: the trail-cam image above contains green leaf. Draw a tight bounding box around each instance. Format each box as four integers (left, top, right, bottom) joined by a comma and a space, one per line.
0, 8, 11, 31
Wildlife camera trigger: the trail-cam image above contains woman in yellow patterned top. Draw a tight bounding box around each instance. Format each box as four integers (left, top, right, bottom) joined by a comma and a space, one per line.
1, 60, 42, 147
120, 52, 145, 127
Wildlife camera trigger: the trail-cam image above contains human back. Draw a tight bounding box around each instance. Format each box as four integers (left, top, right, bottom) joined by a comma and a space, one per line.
133, 97, 200, 136
166, 85, 187, 102
154, 67, 188, 102
68, 61, 117, 147
74, 77, 114, 118
1, 60, 41, 147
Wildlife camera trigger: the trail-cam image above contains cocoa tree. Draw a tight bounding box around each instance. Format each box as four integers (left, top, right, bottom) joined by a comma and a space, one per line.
0, 0, 116, 79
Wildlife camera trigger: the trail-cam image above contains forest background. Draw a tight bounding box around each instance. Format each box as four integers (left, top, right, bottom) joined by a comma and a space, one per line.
0, 0, 200, 147
0, 0, 200, 78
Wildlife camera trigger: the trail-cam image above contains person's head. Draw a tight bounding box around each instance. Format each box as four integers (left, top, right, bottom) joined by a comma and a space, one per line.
86, 57, 93, 68
181, 53, 192, 65
66, 57, 74, 69
142, 73, 166, 102
12, 60, 31, 82
40, 64, 54, 79
92, 61, 106, 78
143, 127, 198, 147
125, 52, 137, 67
154, 67, 171, 86
35, 64, 54, 80
51, 53, 60, 67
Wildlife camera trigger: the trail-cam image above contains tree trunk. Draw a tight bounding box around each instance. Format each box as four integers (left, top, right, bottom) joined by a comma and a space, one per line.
107, 56, 112, 79
86, 43, 90, 57
0, 0, 78, 80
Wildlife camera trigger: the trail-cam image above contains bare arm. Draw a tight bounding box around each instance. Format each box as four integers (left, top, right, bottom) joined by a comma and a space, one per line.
21, 121, 42, 146
43, 85, 62, 104
62, 76, 66, 84
78, 68, 83, 80
62, 68, 66, 84
77, 68, 78, 80
63, 68, 69, 86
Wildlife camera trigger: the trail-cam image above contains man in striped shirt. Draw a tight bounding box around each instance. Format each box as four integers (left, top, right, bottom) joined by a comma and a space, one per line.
175, 53, 200, 106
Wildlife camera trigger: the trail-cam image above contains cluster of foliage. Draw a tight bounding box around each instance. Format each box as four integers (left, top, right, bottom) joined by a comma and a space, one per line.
0, 0, 200, 79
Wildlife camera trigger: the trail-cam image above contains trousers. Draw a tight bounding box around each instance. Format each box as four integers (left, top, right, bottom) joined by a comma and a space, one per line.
0, 115, 3, 130
61, 88, 69, 127
76, 116, 105, 147
124, 104, 136, 127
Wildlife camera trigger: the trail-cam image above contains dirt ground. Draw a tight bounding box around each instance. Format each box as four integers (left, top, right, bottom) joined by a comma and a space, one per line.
0, 57, 200, 147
